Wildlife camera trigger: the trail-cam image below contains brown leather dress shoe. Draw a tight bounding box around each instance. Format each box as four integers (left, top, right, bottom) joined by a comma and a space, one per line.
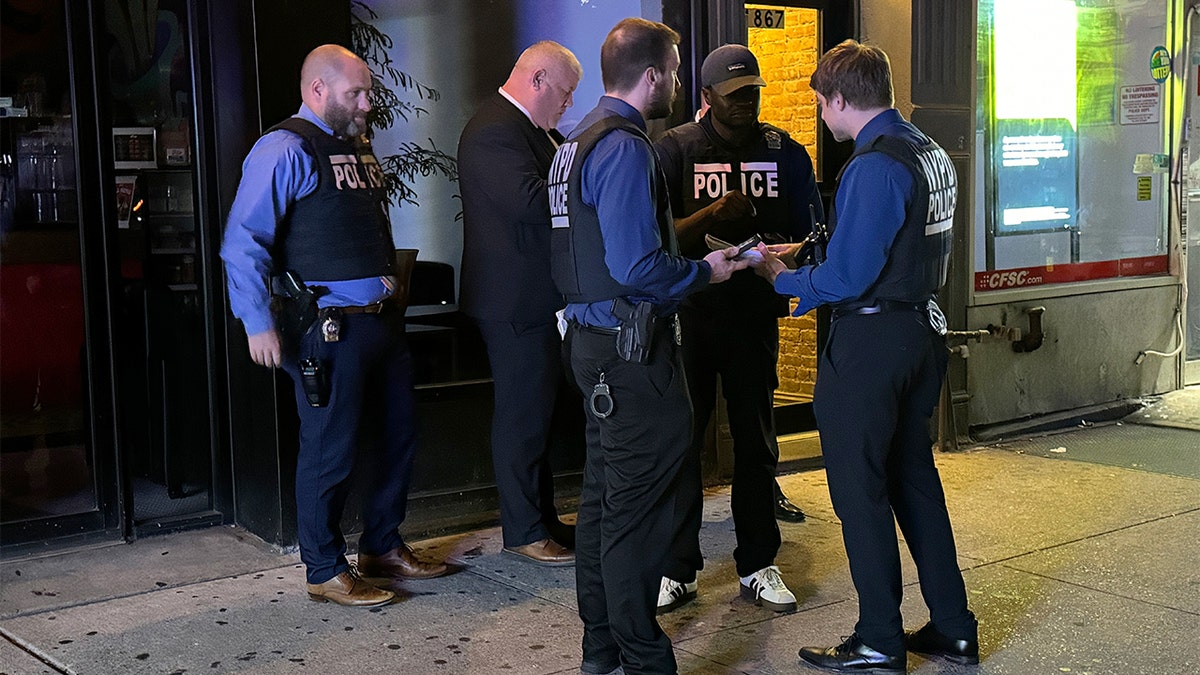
305, 568, 394, 607
358, 544, 449, 580
503, 538, 575, 566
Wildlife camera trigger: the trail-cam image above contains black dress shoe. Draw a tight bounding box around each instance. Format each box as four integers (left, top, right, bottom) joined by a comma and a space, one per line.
775, 494, 807, 522
905, 621, 979, 665
798, 633, 905, 674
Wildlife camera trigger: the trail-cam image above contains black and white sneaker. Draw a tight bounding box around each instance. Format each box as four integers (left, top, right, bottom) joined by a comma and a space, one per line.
656, 576, 698, 615
739, 565, 796, 612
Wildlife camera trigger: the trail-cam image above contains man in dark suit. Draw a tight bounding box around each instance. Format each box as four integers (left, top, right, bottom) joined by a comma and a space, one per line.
458, 41, 583, 566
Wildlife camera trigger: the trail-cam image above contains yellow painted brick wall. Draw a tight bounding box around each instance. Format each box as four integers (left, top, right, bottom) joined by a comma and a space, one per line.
749, 6, 819, 172
748, 6, 820, 398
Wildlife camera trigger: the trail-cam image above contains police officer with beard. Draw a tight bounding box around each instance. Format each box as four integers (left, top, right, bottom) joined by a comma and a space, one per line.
653, 44, 822, 615
222, 45, 447, 608
549, 19, 750, 674
754, 41, 978, 673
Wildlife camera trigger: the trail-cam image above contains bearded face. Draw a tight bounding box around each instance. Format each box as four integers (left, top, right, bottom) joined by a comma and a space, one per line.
645, 46, 681, 121
324, 96, 367, 138
320, 60, 372, 138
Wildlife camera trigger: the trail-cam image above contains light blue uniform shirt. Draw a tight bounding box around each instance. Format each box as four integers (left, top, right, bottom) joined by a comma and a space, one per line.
220, 104, 395, 336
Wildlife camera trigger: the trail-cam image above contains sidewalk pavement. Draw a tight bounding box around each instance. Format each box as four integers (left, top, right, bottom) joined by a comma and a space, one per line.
2, 420, 1198, 674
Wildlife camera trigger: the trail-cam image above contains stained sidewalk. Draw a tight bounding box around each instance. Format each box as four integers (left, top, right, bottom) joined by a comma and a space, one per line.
2, 410, 1198, 674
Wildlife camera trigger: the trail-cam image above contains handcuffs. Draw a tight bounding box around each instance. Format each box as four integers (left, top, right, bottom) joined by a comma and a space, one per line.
589, 372, 614, 419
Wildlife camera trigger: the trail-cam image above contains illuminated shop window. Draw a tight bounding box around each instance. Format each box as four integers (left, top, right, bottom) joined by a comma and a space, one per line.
975, 0, 1172, 292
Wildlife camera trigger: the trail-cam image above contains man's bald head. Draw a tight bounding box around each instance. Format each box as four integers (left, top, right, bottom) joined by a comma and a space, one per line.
501, 41, 582, 130
300, 45, 365, 96
511, 41, 583, 83
300, 44, 373, 137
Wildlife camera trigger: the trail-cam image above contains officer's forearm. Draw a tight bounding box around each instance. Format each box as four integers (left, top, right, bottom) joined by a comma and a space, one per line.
672, 204, 721, 250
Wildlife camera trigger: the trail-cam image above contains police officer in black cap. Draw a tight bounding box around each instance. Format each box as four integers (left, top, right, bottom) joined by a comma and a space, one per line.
754, 40, 978, 674
654, 44, 823, 615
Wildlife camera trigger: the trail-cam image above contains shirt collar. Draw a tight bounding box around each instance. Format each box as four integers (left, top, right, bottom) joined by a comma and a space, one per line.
855, 108, 903, 149
296, 104, 337, 137
598, 95, 647, 132
498, 87, 538, 128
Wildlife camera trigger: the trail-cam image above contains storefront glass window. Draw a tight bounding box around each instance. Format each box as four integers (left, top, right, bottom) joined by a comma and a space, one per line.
975, 0, 1172, 292
1, 2, 97, 526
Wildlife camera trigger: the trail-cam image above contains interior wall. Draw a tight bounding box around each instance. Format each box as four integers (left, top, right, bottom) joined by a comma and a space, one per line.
860, 0, 912, 118
362, 0, 661, 308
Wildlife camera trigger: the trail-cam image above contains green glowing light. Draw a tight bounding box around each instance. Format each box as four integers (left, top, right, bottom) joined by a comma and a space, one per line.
994, 0, 1077, 126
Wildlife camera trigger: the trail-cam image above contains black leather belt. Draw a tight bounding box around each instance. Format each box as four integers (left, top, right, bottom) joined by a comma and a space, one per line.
832, 299, 924, 320
338, 302, 386, 315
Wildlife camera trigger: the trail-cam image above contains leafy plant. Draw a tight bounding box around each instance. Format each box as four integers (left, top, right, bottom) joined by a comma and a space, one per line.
350, 1, 458, 207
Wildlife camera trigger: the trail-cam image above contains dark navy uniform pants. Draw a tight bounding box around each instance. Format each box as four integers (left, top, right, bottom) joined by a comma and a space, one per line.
566, 322, 689, 675
281, 307, 416, 585
814, 309, 977, 657
666, 305, 782, 580
476, 319, 566, 548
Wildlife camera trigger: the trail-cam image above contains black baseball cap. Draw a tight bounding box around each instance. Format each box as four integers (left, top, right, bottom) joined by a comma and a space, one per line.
701, 44, 767, 96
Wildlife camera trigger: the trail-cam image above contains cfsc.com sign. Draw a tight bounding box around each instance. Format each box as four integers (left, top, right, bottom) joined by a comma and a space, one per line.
976, 270, 1041, 290
974, 256, 1170, 291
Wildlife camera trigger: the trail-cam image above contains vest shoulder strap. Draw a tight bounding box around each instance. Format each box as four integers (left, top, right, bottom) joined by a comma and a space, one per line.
269, 116, 322, 136
836, 133, 933, 186
759, 122, 792, 141
571, 114, 651, 155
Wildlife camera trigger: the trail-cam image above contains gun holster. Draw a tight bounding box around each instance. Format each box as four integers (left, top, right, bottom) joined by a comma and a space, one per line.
611, 298, 657, 365
271, 271, 321, 344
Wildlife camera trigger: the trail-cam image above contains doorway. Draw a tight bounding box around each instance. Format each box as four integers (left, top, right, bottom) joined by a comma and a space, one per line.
689, 1, 854, 468
1, 0, 222, 556
1, 0, 116, 550
103, 0, 218, 532
742, 1, 850, 461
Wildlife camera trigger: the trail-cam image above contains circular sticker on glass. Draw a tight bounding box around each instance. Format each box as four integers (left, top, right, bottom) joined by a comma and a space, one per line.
1150, 45, 1171, 83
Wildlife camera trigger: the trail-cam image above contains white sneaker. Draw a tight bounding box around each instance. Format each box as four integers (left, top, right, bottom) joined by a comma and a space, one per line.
656, 576, 698, 615
739, 565, 796, 612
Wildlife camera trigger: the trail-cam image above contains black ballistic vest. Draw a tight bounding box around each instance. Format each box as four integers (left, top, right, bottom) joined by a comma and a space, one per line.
830, 129, 955, 307
678, 121, 800, 257
549, 115, 677, 304
269, 117, 394, 281
670, 120, 805, 316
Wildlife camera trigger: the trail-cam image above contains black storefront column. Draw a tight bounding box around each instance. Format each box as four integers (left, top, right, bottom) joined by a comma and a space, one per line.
205, 0, 352, 548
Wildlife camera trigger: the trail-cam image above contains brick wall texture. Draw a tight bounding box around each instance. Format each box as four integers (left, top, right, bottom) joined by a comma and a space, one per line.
748, 6, 820, 398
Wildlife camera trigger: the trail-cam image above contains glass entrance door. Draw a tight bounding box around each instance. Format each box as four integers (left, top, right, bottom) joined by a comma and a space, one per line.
102, 0, 216, 529
2, 0, 220, 554
1, 1, 110, 547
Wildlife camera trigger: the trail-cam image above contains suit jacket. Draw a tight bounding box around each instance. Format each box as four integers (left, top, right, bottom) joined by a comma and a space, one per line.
458, 92, 565, 322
